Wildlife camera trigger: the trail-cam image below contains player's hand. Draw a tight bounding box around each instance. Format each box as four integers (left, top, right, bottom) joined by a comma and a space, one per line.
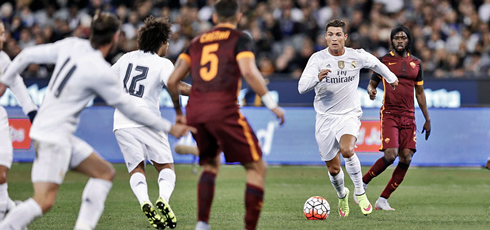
367, 86, 377, 100
389, 80, 399, 90
271, 107, 285, 125
175, 114, 187, 124
169, 123, 197, 138
421, 120, 431, 140
318, 69, 331, 82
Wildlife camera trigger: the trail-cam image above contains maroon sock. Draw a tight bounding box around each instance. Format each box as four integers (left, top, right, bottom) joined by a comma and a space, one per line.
244, 183, 264, 230
197, 171, 216, 223
380, 162, 410, 199
363, 157, 391, 184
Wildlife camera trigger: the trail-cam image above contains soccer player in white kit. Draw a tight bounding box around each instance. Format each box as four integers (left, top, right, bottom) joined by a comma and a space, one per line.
0, 12, 195, 230
111, 16, 190, 229
298, 19, 399, 217
0, 20, 38, 222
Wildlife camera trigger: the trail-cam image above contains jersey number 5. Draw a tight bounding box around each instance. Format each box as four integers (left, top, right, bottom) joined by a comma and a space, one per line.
200, 43, 219, 81
124, 63, 149, 98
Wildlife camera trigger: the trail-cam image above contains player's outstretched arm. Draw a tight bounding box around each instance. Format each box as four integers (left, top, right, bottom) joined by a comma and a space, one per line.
416, 84, 431, 140
167, 56, 191, 123
237, 56, 285, 125
362, 50, 398, 89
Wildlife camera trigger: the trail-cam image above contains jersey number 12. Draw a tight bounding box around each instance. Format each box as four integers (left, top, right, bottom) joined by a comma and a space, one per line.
123, 63, 149, 98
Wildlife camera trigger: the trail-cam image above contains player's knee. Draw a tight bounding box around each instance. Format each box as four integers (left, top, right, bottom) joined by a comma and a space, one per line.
97, 163, 116, 181
384, 150, 397, 164
399, 155, 412, 164
328, 165, 341, 175
339, 146, 355, 157
0, 169, 7, 184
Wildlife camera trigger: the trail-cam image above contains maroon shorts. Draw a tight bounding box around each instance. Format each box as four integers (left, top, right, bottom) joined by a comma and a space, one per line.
379, 114, 417, 152
188, 111, 262, 165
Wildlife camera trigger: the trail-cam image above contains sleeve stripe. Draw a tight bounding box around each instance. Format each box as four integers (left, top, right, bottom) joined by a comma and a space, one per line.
236, 51, 255, 61
416, 81, 424, 85
178, 53, 191, 65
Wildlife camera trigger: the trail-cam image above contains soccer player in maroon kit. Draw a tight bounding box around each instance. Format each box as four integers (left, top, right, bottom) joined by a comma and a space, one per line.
167, 0, 285, 229
357, 25, 431, 210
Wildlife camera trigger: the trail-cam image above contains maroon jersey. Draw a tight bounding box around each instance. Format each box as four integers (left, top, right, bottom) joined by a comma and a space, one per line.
372, 51, 423, 118
178, 25, 254, 123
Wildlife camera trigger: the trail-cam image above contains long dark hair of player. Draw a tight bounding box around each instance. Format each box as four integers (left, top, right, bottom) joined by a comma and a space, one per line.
390, 25, 412, 54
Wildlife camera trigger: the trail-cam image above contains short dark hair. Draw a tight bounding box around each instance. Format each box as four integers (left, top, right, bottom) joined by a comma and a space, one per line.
138, 16, 172, 54
90, 11, 120, 48
214, 0, 239, 22
325, 19, 347, 34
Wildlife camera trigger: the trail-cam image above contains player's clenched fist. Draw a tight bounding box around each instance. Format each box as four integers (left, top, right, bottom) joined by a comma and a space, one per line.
367, 84, 377, 100
169, 123, 197, 138
318, 69, 331, 81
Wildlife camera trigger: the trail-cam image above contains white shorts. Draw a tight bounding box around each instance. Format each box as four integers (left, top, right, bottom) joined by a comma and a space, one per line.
114, 127, 173, 173
31, 136, 94, 184
315, 112, 361, 162
0, 107, 13, 168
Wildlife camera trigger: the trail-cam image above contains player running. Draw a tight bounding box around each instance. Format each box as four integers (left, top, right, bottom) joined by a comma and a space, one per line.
298, 19, 398, 217
355, 25, 431, 210
0, 11, 195, 230
111, 16, 190, 229
167, 0, 285, 229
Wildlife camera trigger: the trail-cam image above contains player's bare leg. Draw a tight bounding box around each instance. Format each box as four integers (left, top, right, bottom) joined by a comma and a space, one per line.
339, 134, 372, 215
376, 149, 413, 211
242, 158, 267, 230
72, 153, 115, 230
326, 153, 349, 217
196, 155, 220, 230
153, 162, 177, 229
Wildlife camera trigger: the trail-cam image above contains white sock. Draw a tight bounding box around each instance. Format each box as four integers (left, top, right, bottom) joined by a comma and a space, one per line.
0, 198, 42, 229
344, 154, 365, 195
129, 172, 150, 205
328, 169, 346, 198
0, 183, 8, 220
74, 178, 112, 230
158, 168, 176, 202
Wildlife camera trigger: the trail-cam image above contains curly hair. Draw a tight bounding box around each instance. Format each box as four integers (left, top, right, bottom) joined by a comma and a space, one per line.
138, 16, 172, 54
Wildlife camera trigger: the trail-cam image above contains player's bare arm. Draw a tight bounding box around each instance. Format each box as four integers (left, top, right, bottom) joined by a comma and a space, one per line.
167, 56, 191, 124
178, 81, 192, 96
415, 84, 431, 140
237, 56, 285, 125
367, 80, 380, 100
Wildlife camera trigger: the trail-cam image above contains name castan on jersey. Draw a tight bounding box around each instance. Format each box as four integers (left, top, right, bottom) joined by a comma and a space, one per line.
112, 50, 174, 131
310, 48, 381, 115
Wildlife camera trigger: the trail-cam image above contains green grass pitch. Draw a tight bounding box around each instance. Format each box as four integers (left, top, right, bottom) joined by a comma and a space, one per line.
5, 163, 490, 229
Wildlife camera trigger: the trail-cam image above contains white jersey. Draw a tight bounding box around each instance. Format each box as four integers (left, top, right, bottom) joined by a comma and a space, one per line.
1, 37, 172, 143
112, 50, 174, 131
0, 51, 37, 114
298, 47, 397, 115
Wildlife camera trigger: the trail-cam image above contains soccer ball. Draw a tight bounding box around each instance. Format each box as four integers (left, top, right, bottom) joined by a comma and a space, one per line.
303, 196, 330, 220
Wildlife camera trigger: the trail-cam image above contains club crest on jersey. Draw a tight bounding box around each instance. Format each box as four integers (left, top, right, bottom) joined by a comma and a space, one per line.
338, 61, 345, 69
410, 62, 416, 68
351, 61, 356, 69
